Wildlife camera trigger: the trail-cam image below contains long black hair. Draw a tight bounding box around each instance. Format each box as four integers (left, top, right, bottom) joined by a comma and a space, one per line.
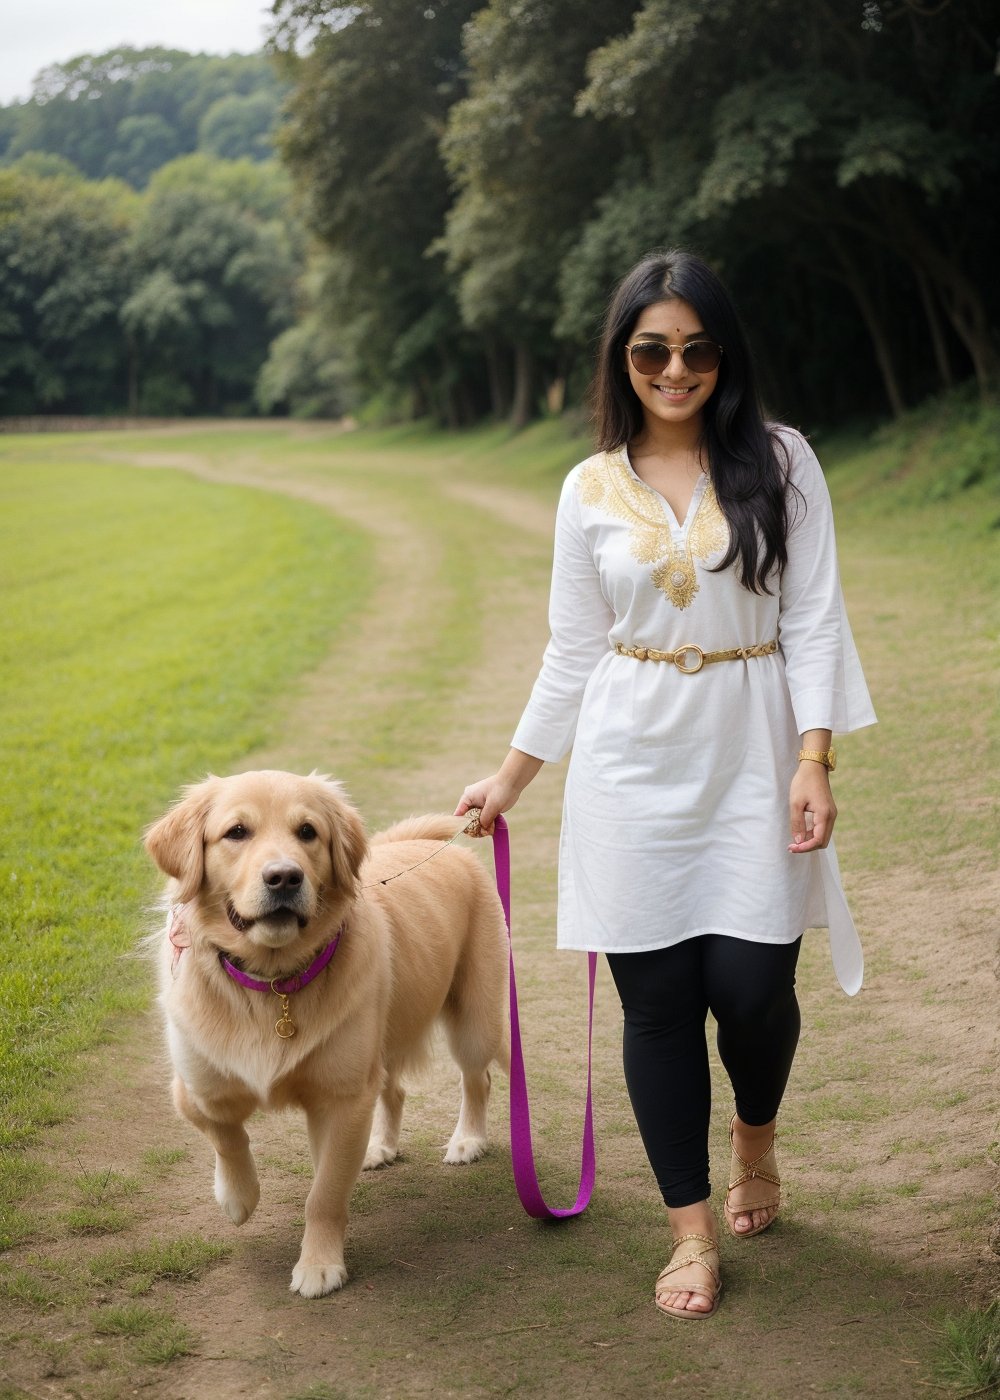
589, 248, 793, 594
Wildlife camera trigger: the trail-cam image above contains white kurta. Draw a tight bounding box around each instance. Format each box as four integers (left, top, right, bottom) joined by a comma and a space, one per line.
511, 430, 876, 995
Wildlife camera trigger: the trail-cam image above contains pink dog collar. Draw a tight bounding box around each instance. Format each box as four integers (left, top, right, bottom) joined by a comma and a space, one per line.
218, 930, 343, 995
219, 931, 343, 1039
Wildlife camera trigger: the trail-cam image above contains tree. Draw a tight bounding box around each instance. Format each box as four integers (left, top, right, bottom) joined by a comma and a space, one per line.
103, 114, 181, 189
122, 155, 302, 413
7, 49, 189, 181
3, 49, 289, 188
256, 306, 352, 418
198, 92, 279, 161
0, 164, 136, 413
273, 0, 488, 425
573, 0, 1000, 416
439, 0, 637, 425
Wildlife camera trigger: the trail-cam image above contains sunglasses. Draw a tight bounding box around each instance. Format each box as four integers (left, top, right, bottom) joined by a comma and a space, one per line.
625, 338, 724, 376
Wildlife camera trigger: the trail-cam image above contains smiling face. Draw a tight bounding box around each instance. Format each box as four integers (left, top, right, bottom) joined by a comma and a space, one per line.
624, 298, 720, 434
202, 774, 336, 950
145, 771, 369, 959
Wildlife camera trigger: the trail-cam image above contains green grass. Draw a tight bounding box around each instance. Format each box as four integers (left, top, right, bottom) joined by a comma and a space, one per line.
140, 1146, 189, 1171
87, 1234, 231, 1291
809, 396, 999, 874
934, 1301, 1000, 1393
63, 1206, 133, 1236
0, 442, 372, 1179
91, 1302, 168, 1336
90, 1299, 195, 1362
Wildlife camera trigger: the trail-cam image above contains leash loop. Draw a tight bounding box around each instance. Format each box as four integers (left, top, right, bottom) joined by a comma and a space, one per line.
490, 815, 596, 1220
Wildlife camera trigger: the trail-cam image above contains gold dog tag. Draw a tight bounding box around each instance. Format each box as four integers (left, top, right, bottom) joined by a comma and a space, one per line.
271, 986, 296, 1039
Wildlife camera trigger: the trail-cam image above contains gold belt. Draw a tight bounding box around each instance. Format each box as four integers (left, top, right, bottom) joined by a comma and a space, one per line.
613, 638, 778, 674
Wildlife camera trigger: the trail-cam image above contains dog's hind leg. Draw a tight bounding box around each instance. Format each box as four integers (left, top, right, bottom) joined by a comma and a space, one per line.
441, 999, 501, 1164
363, 1073, 405, 1170
173, 1075, 261, 1225
444, 1062, 492, 1165
441, 908, 507, 1165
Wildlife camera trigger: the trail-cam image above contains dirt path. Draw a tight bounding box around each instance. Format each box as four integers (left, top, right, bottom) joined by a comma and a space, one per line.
3, 430, 997, 1400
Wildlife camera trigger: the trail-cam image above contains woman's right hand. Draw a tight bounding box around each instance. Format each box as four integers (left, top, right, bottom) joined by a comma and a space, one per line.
454, 750, 544, 835
454, 775, 519, 836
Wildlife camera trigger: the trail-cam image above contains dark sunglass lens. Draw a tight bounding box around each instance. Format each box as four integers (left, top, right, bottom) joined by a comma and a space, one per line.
683, 341, 722, 373
630, 344, 669, 375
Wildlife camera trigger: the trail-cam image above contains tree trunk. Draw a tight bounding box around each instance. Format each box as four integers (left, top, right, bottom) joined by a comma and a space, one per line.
412, 375, 431, 420
485, 337, 511, 420
509, 342, 535, 430
825, 233, 907, 419
927, 264, 999, 397
869, 192, 1000, 396
126, 334, 138, 414
913, 264, 954, 392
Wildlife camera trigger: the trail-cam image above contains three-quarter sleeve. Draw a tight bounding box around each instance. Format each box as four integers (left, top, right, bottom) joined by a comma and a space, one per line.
510, 471, 615, 762
777, 432, 876, 735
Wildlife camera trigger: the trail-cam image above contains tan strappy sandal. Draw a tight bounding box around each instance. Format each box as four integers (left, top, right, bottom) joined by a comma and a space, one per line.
654, 1233, 722, 1319
723, 1113, 780, 1238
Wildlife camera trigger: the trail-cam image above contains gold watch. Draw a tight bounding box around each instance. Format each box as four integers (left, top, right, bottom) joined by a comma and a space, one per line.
798, 748, 836, 771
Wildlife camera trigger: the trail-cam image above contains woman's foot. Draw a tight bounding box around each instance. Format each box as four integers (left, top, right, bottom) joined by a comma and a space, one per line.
657, 1202, 721, 1316
724, 1114, 780, 1237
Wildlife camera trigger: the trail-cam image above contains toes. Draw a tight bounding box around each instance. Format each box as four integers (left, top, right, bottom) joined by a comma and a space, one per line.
657, 1289, 711, 1313
362, 1143, 397, 1170
290, 1261, 347, 1297
443, 1135, 487, 1165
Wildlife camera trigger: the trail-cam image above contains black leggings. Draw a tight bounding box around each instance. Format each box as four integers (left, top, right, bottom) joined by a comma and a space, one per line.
606, 936, 802, 1208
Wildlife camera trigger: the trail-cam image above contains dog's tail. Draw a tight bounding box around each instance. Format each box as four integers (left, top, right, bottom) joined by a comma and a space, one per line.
371, 814, 473, 846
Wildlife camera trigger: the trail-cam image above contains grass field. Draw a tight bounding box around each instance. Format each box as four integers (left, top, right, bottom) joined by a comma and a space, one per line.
0, 443, 371, 1160
0, 397, 997, 1399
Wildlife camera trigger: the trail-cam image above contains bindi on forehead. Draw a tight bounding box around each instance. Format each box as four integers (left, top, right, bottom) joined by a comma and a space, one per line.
633, 324, 706, 341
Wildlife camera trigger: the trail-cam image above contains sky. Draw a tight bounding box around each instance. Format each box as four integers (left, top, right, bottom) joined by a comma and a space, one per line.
1, 0, 276, 104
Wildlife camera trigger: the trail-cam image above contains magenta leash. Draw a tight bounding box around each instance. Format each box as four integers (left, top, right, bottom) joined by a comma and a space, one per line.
491, 815, 596, 1220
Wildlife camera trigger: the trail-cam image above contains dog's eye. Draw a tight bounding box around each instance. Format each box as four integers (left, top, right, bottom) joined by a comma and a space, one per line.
297, 823, 318, 842
224, 824, 250, 841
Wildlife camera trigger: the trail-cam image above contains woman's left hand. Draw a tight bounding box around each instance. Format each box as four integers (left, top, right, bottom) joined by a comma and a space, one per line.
788, 763, 837, 852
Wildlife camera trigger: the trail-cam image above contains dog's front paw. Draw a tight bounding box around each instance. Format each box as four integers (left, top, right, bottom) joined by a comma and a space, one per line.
290, 1260, 348, 1297
214, 1157, 260, 1225
444, 1134, 487, 1165
362, 1141, 398, 1170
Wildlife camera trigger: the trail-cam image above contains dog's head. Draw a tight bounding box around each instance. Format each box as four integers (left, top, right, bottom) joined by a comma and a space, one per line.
144, 771, 368, 956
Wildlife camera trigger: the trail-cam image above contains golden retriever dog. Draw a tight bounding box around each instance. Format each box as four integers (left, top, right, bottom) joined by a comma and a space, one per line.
144, 770, 508, 1297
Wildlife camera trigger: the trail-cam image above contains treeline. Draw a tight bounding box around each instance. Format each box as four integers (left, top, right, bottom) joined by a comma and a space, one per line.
274, 0, 998, 428
0, 153, 309, 415
1, 6, 997, 427
0, 51, 320, 417
0, 50, 287, 188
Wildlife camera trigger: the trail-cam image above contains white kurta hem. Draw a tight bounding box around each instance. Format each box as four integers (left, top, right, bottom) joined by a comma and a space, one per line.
511, 431, 876, 995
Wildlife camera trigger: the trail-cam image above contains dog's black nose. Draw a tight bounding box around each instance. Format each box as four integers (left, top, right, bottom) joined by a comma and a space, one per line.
261, 860, 304, 892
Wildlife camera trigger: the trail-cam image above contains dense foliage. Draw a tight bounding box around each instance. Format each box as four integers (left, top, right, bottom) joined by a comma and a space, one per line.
0, 50, 287, 187
0, 154, 305, 415
0, 49, 314, 416
1, 6, 996, 425
275, 0, 999, 427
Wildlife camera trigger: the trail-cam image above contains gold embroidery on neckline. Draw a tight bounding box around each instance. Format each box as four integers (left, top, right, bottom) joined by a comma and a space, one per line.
577, 449, 728, 610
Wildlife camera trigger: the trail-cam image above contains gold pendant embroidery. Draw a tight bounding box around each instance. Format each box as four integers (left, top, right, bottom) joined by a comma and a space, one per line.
577, 450, 728, 610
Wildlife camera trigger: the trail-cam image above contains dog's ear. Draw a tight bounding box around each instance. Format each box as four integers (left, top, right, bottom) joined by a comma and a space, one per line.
144, 779, 217, 903
313, 779, 368, 894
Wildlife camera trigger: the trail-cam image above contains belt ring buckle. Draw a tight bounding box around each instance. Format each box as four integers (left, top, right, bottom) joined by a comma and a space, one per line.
673, 644, 704, 674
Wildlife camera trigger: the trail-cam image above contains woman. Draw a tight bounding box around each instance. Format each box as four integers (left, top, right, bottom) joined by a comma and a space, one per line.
456, 249, 875, 1319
